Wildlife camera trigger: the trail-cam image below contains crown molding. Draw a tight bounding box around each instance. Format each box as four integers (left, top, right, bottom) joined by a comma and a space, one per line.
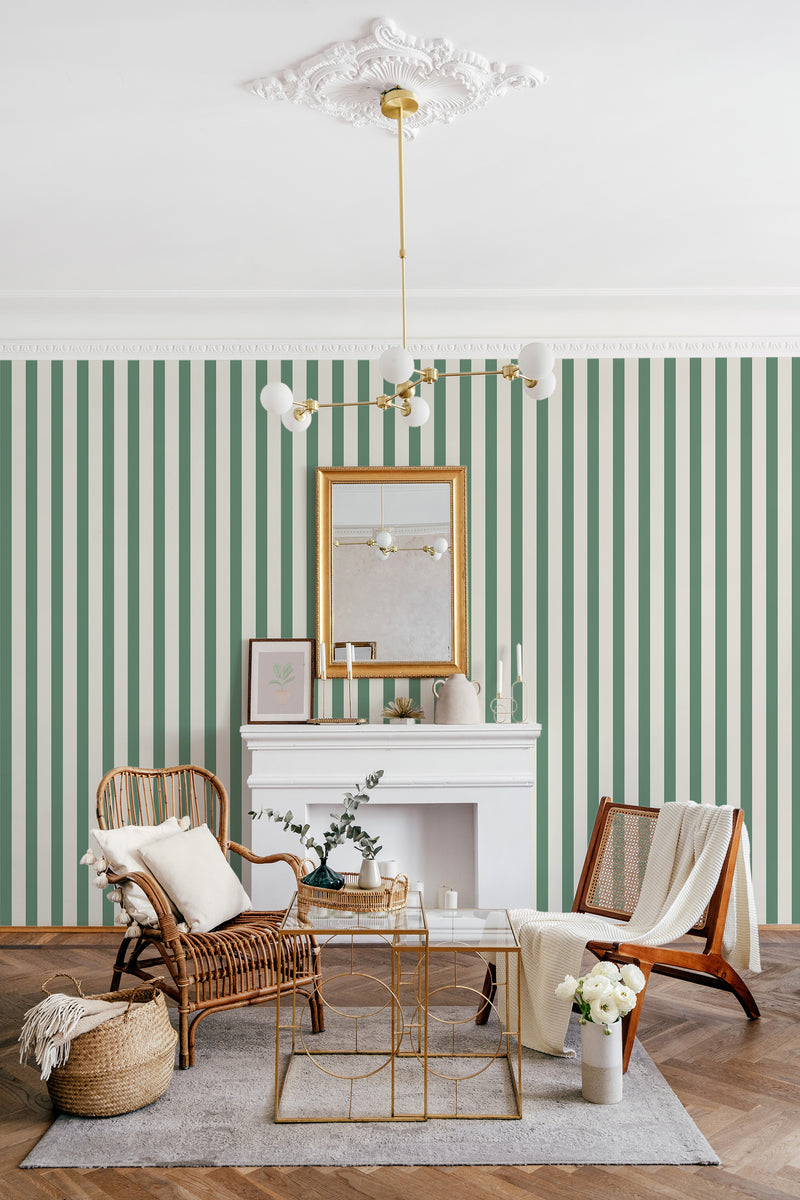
2, 337, 798, 360
248, 17, 546, 139
1, 288, 798, 356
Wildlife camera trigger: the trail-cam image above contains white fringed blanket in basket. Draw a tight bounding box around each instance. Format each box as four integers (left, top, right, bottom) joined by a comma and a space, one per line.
20, 973, 178, 1117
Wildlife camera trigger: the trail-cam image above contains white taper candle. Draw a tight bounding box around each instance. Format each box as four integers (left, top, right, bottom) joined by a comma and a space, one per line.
497, 659, 503, 697
320, 642, 327, 680
516, 643, 522, 679
346, 641, 353, 679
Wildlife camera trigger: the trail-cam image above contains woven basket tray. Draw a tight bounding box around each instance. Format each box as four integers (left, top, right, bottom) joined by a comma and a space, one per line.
43, 975, 177, 1118
297, 872, 408, 920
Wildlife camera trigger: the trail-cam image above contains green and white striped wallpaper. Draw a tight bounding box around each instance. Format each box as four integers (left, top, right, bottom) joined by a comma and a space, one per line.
1, 356, 797, 926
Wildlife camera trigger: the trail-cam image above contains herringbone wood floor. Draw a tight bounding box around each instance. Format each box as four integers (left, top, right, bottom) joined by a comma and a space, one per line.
1, 929, 798, 1200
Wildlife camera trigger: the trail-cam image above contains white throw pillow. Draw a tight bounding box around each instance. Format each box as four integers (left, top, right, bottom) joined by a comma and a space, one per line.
139, 824, 252, 934
91, 817, 187, 926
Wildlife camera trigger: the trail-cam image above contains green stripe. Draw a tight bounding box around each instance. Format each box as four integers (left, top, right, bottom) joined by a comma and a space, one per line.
484, 362, 498, 715
792, 359, 800, 921
663, 360, 677, 805
152, 363, 166, 767
102, 362, 115, 779
305, 363, 320, 708
25, 361, 38, 923
204, 362, 217, 769
612, 359, 625, 800
765, 358, 778, 921
357, 361, 370, 720
715, 359, 727, 805
509, 374, 524, 723
739, 360, 752, 839
0, 362, 12, 921
50, 363, 64, 923
689, 359, 702, 803
536, 395, 548, 907
331, 363, 344, 718
255, 361, 269, 634
460, 363, 472, 672
586, 360, 600, 832
560, 360, 574, 904
638, 359, 651, 806
76, 363, 89, 922
409, 359, 421, 467
280, 361, 294, 637
178, 361, 191, 762
127, 362, 140, 765
229, 362, 243, 850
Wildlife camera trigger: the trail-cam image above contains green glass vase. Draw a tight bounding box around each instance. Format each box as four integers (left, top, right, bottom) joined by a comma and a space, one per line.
302, 857, 345, 890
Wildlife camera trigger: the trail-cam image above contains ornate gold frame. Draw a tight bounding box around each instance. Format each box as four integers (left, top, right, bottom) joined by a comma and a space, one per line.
316, 465, 468, 679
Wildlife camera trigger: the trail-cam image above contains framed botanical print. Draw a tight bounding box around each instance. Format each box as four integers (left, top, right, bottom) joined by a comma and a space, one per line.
247, 638, 315, 723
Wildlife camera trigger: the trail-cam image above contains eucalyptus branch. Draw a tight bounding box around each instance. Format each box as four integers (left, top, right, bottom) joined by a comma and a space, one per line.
249, 770, 384, 862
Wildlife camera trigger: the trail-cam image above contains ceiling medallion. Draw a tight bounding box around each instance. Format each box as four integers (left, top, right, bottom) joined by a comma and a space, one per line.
249, 16, 547, 138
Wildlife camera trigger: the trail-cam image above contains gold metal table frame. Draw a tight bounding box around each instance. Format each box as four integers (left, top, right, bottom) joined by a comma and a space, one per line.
275, 898, 521, 1123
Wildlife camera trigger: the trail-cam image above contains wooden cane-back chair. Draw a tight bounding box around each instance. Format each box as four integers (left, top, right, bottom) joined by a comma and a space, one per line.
97, 764, 323, 1068
574, 797, 760, 1070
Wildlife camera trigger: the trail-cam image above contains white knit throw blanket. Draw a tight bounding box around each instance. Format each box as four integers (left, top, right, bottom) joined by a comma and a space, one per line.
19, 994, 129, 1081
508, 802, 761, 1057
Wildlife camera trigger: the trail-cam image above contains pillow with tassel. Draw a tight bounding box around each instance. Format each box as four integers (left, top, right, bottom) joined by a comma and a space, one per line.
82, 816, 190, 928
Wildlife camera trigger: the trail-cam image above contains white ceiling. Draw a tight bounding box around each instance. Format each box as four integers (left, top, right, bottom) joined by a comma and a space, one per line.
2, 0, 799, 347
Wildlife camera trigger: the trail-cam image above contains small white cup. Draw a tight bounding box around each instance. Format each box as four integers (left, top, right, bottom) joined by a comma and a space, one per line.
378, 859, 399, 879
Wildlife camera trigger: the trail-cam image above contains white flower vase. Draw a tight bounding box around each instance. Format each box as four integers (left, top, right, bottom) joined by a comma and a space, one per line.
358, 858, 382, 890
580, 1020, 623, 1104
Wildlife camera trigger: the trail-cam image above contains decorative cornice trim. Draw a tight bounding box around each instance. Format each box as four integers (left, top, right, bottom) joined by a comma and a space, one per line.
2, 337, 799, 359
248, 17, 546, 138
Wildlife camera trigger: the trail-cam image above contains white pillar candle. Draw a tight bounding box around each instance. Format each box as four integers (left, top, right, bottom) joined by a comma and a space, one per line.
444, 888, 458, 909
320, 642, 327, 680
516, 642, 522, 680
497, 659, 503, 697
346, 641, 353, 679
438, 884, 449, 909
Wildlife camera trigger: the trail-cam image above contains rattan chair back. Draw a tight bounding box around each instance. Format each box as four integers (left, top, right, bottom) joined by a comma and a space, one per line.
97, 764, 228, 850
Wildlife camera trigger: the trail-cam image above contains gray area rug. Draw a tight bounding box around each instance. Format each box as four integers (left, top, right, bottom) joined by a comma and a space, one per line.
23, 1008, 718, 1167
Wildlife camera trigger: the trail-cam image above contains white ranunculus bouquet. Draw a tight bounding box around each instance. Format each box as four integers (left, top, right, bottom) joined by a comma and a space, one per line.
555, 961, 647, 1034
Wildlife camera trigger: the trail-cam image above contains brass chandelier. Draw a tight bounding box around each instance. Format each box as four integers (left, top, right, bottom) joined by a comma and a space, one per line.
260, 87, 557, 431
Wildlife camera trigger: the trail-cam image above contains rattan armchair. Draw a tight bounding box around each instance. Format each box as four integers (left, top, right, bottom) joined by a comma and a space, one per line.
96, 764, 323, 1068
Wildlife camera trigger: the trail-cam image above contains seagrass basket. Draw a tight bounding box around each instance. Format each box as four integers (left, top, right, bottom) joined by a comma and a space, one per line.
297, 872, 408, 921
44, 976, 177, 1118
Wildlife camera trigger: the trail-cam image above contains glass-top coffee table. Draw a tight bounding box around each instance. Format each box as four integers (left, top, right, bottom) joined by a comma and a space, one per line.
274, 897, 521, 1122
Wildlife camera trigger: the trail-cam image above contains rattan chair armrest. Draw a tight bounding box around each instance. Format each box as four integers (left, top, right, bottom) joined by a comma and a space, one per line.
228, 843, 304, 882
106, 868, 175, 919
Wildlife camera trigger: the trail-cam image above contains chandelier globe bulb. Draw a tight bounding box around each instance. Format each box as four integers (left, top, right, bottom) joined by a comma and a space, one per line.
518, 342, 555, 381
375, 529, 393, 549
527, 372, 558, 401
432, 536, 449, 555
260, 380, 294, 415
404, 394, 430, 427
281, 407, 311, 433
379, 346, 416, 384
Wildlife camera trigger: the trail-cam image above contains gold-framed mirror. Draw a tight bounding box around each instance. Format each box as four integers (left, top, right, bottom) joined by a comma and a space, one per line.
316, 466, 468, 678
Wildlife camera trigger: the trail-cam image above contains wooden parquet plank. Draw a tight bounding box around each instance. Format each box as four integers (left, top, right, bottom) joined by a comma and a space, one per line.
1, 931, 798, 1200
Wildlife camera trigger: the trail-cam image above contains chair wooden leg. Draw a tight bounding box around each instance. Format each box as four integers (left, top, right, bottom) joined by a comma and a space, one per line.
619, 962, 653, 1073
475, 963, 497, 1026
701, 954, 761, 1019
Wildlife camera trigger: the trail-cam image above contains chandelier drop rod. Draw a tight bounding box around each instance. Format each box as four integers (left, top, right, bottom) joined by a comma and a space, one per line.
397, 101, 408, 351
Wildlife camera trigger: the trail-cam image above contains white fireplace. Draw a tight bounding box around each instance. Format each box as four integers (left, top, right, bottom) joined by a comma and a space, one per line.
241, 723, 541, 911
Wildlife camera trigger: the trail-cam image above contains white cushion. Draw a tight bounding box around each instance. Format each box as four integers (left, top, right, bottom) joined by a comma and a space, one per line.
91, 817, 186, 926
139, 824, 252, 934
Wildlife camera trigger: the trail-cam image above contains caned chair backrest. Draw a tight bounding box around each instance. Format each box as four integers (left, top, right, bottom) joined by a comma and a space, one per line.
572, 797, 742, 940
96, 765, 230, 852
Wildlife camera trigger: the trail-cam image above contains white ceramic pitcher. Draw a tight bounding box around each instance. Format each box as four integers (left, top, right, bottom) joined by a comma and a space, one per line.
432, 673, 482, 724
